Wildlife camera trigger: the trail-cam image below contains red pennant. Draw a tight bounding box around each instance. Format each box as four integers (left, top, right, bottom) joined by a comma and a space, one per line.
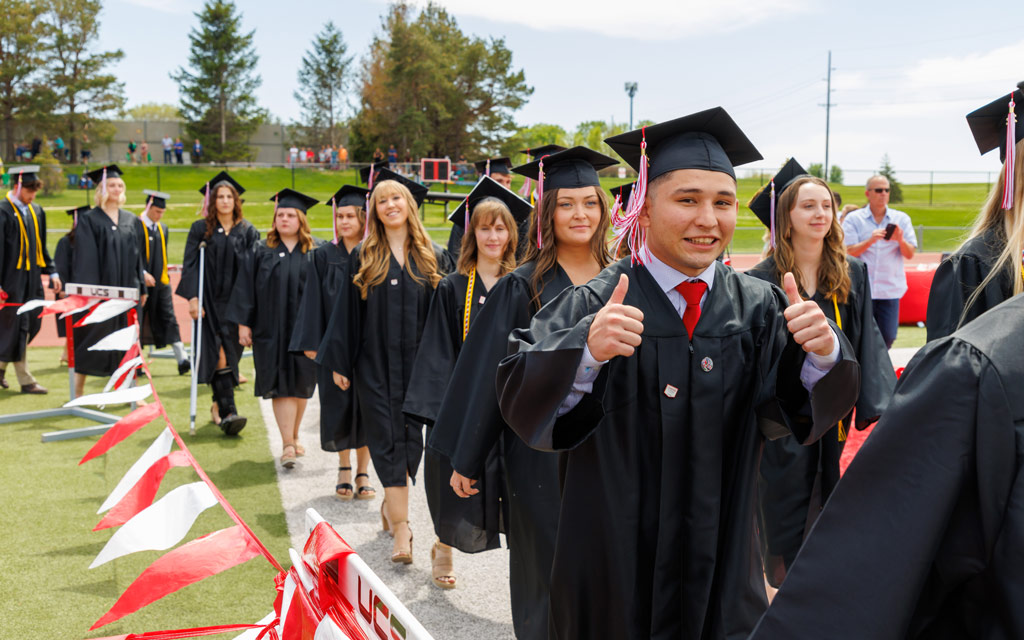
80, 403, 163, 465
86, 622, 270, 639
39, 294, 91, 316
281, 569, 321, 640
117, 342, 143, 372
90, 525, 262, 629
94, 451, 190, 531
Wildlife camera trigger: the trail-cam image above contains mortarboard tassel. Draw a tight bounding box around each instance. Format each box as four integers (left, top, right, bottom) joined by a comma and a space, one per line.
142, 196, 152, 220
1003, 93, 1016, 210
100, 167, 107, 198
610, 192, 623, 221
331, 198, 338, 245
463, 194, 470, 230
485, 158, 491, 177
610, 128, 650, 265
13, 173, 22, 199
364, 167, 377, 241
536, 157, 546, 249
769, 179, 777, 249
197, 182, 209, 217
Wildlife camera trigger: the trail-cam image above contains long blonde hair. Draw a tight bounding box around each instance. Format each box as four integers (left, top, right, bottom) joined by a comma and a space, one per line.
266, 208, 315, 253
354, 180, 441, 299
521, 186, 612, 310
962, 137, 1024, 316
769, 175, 852, 303
94, 177, 127, 209
455, 197, 518, 277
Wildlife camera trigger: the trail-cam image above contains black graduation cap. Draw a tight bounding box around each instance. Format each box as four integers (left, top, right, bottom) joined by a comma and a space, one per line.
7, 165, 40, 182
605, 107, 762, 180
369, 167, 429, 206
329, 184, 369, 209
270, 188, 318, 213
143, 189, 170, 209
199, 170, 245, 196
512, 146, 618, 190
359, 161, 389, 184
966, 82, 1024, 162
474, 157, 512, 175
85, 164, 123, 183
66, 205, 90, 217
447, 176, 533, 229
610, 181, 636, 204
521, 144, 566, 159
747, 158, 809, 228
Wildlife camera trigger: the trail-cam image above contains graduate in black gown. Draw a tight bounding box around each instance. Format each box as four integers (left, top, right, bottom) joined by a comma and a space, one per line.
495, 110, 860, 640
0, 165, 57, 394
176, 171, 259, 435
289, 185, 374, 498
317, 169, 453, 566
230, 189, 320, 468
927, 83, 1024, 341
750, 292, 1024, 640
72, 165, 147, 397
428, 146, 618, 639
447, 157, 522, 260
53, 206, 89, 365
745, 161, 895, 586
137, 190, 190, 375
404, 177, 530, 590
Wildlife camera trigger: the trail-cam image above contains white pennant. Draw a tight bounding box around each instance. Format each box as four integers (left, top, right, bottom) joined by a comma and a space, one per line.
230, 612, 276, 640
314, 617, 352, 640
278, 573, 298, 634
79, 299, 136, 325
16, 299, 52, 315
59, 298, 100, 319
97, 427, 173, 513
89, 481, 218, 568
103, 357, 144, 393
65, 383, 151, 408
88, 324, 139, 351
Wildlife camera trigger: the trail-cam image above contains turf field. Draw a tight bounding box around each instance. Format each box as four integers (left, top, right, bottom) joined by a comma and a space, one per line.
27, 165, 986, 262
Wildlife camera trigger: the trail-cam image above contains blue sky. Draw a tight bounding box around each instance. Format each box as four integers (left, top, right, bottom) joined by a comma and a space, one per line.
106, 0, 1023, 181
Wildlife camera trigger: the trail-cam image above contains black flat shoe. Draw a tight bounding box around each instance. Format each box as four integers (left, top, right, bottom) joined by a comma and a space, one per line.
178, 360, 191, 375
219, 414, 247, 436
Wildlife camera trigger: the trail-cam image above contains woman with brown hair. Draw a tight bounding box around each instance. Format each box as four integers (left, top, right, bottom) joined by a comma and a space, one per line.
427, 147, 616, 637
176, 171, 259, 435
230, 190, 320, 468
927, 84, 1024, 341
318, 169, 452, 566
404, 177, 530, 590
746, 160, 895, 586
290, 185, 375, 497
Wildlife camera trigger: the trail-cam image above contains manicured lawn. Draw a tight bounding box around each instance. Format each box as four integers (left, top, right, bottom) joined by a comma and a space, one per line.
0, 346, 286, 639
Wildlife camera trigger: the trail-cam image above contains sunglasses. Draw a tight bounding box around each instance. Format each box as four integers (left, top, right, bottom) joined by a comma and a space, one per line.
872, 188, 890, 193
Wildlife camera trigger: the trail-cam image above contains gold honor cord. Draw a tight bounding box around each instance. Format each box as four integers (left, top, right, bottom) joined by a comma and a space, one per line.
6, 192, 45, 270
462, 269, 476, 341
157, 223, 169, 285
833, 294, 847, 442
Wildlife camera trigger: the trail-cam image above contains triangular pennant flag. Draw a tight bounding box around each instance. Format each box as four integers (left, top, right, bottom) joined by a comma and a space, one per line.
117, 342, 142, 371
104, 356, 144, 393
80, 403, 163, 465
39, 294, 91, 316
88, 623, 269, 640
281, 569, 321, 640
77, 298, 137, 326
277, 573, 298, 636
66, 383, 152, 408
313, 615, 351, 640
94, 450, 190, 531
59, 297, 100, 319
98, 428, 174, 513
16, 299, 53, 315
89, 525, 262, 629
88, 324, 139, 351
90, 481, 219, 568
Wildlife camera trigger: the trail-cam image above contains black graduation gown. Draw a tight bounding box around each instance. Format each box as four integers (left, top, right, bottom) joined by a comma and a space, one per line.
403, 271, 505, 554
175, 218, 260, 384
495, 258, 860, 640
926, 227, 1016, 342
317, 243, 453, 487
0, 197, 54, 362
746, 256, 896, 585
72, 208, 146, 377
139, 219, 181, 348
228, 239, 318, 399
288, 242, 366, 451
750, 292, 1024, 640
53, 234, 73, 339
427, 261, 568, 640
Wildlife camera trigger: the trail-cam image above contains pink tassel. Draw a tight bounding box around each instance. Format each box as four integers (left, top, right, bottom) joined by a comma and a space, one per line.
1003, 93, 1016, 210
610, 129, 650, 265
769, 179, 777, 248
197, 182, 209, 217
13, 174, 21, 199
463, 195, 470, 230
142, 196, 152, 219
100, 167, 107, 198
331, 198, 338, 245
364, 168, 376, 241
518, 176, 532, 199
485, 158, 491, 177
536, 157, 546, 249
610, 193, 623, 220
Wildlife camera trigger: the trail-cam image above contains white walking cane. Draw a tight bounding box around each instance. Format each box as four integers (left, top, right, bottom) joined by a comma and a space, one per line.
189, 241, 206, 436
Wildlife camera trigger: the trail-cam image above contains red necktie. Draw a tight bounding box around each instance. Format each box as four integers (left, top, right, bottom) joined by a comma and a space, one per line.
675, 280, 708, 339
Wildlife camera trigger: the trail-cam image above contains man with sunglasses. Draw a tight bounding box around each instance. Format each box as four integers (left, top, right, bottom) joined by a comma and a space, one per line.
843, 175, 917, 348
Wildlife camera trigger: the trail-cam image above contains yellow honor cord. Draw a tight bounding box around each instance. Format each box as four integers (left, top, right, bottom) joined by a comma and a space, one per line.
833, 294, 847, 442
6, 192, 45, 270
158, 223, 169, 285
462, 269, 476, 341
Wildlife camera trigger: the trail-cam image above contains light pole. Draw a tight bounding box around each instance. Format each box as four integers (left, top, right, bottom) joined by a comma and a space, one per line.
624, 82, 638, 129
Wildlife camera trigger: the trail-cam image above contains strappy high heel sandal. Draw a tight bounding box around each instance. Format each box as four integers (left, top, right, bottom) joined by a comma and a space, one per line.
380, 501, 392, 536
431, 539, 456, 589
280, 443, 297, 469
336, 466, 353, 501
391, 521, 413, 564
355, 473, 376, 500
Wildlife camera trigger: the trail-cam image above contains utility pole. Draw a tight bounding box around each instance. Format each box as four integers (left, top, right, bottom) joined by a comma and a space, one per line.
819, 51, 837, 181
624, 82, 638, 129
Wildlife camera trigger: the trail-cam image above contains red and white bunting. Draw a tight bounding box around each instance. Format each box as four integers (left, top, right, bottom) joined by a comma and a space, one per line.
80, 403, 163, 465
38, 294, 92, 316
77, 298, 137, 326
94, 450, 191, 531
65, 383, 152, 408
88, 324, 140, 351
90, 481, 219, 568
98, 428, 174, 513
104, 356, 145, 393
15, 299, 53, 315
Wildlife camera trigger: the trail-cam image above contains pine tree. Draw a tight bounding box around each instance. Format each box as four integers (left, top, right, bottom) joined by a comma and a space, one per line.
171, 0, 265, 162
879, 154, 904, 203
293, 21, 352, 148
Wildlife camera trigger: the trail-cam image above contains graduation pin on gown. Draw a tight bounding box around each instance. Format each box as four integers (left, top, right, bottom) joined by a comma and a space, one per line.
288, 241, 366, 451
427, 261, 568, 640
317, 243, 453, 488
746, 256, 895, 585
403, 271, 505, 554
495, 259, 860, 640
750, 292, 1024, 640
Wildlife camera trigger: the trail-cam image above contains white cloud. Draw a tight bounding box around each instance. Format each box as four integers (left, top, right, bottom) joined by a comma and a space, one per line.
117, 0, 199, 14
393, 0, 814, 40
905, 40, 1024, 91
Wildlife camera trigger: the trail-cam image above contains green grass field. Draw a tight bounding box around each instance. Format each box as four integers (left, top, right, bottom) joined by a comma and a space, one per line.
0, 347, 286, 639
27, 165, 985, 262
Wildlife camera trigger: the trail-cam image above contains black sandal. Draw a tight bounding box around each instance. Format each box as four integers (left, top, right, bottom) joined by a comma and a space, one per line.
355, 472, 377, 501
336, 466, 354, 501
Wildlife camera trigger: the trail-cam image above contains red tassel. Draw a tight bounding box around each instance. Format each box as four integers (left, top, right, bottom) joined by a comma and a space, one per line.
769, 179, 777, 248
536, 157, 546, 249
1003, 93, 1016, 210
610, 127, 649, 265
